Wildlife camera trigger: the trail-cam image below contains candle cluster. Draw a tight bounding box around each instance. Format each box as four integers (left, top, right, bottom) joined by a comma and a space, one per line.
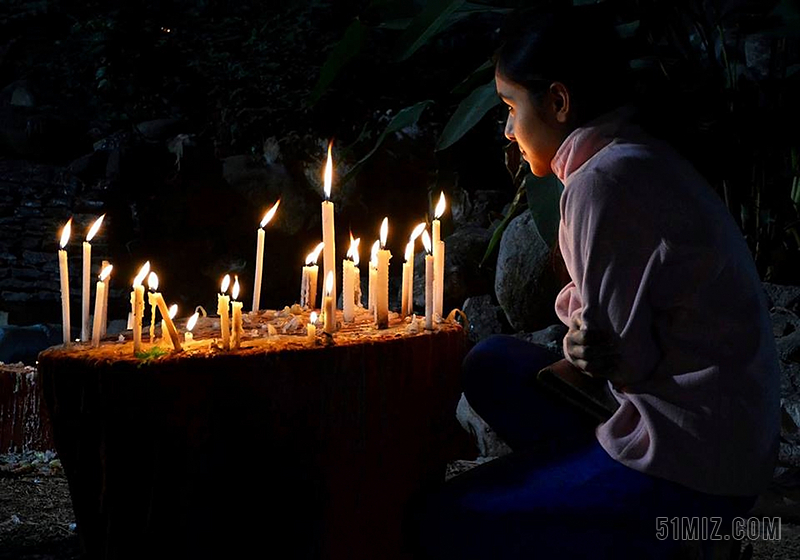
54, 140, 450, 356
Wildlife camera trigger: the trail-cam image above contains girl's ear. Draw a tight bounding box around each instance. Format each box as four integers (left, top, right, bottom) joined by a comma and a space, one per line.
548, 81, 572, 125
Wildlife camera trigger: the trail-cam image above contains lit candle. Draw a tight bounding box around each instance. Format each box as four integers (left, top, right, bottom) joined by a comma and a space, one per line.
323, 271, 335, 335
91, 264, 112, 347
368, 240, 379, 314
307, 311, 317, 344
422, 230, 434, 330
231, 275, 244, 350
161, 303, 178, 344
401, 241, 413, 318
408, 223, 426, 315
352, 240, 362, 308
149, 279, 182, 352
148, 271, 159, 343
432, 192, 446, 321
321, 141, 337, 330
342, 234, 359, 323
131, 261, 150, 354
252, 199, 280, 312
100, 259, 110, 337
81, 215, 104, 341
218, 274, 231, 350
300, 242, 324, 309
185, 311, 199, 343
376, 217, 391, 329
57, 219, 72, 345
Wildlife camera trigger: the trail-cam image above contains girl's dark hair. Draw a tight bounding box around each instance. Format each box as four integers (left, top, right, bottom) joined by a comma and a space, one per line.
495, 6, 631, 125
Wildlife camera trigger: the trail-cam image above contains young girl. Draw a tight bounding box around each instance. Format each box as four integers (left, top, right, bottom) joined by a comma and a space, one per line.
411, 7, 780, 559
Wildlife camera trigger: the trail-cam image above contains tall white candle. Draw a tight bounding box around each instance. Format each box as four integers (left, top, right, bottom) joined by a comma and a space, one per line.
432, 192, 446, 321
81, 215, 104, 342
342, 236, 359, 323
376, 218, 391, 329
401, 241, 413, 318
422, 231, 434, 330
323, 271, 335, 335
57, 219, 72, 345
231, 275, 244, 350
407, 223, 426, 315
91, 264, 113, 347
100, 259, 110, 337
252, 199, 280, 312
148, 271, 159, 343
161, 303, 178, 344
368, 240, 379, 314
300, 242, 324, 309
131, 261, 150, 354
321, 142, 337, 328
218, 274, 231, 350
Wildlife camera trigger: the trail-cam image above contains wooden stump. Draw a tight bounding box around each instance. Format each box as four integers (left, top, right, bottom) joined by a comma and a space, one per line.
39, 312, 467, 560
0, 362, 53, 452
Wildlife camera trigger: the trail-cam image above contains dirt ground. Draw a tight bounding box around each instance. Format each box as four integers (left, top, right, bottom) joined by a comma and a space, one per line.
2, 451, 800, 559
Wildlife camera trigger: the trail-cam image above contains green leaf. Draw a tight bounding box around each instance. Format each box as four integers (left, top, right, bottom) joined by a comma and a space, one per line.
394, 0, 466, 61
480, 181, 528, 267
307, 19, 368, 107
615, 20, 640, 40
436, 79, 501, 151
339, 100, 432, 186
524, 173, 564, 248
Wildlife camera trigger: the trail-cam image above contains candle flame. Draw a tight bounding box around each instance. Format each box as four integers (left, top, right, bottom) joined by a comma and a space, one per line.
370, 240, 380, 266
187, 311, 199, 331
310, 311, 318, 324
347, 234, 360, 265
422, 230, 432, 254
133, 261, 150, 288
306, 242, 325, 265
434, 191, 446, 219
352, 238, 360, 266
86, 214, 105, 242
148, 271, 159, 291
323, 140, 333, 199
325, 270, 334, 296
99, 264, 113, 281
221, 274, 231, 294
379, 217, 388, 248
405, 241, 414, 262
168, 304, 178, 319
59, 218, 72, 249
410, 222, 426, 242
260, 199, 280, 228
232, 275, 240, 300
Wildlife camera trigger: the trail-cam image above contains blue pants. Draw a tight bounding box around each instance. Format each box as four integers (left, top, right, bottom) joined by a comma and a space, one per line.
409, 335, 756, 559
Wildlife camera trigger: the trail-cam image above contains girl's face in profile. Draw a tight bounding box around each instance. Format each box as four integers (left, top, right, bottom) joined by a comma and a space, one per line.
495, 71, 569, 177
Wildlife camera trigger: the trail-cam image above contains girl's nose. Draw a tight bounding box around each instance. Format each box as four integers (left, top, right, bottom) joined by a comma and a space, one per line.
504, 117, 515, 142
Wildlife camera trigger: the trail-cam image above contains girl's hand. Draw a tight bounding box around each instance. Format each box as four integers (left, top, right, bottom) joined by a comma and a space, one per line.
565, 316, 622, 384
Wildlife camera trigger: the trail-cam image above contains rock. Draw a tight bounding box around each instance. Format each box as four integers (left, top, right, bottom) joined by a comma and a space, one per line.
455, 393, 512, 458
0, 80, 36, 108
764, 282, 800, 314
515, 323, 567, 357
771, 308, 800, 338
412, 226, 493, 314
450, 187, 507, 229
135, 119, 183, 140
222, 154, 304, 235
0, 324, 61, 364
462, 294, 508, 343
494, 211, 557, 332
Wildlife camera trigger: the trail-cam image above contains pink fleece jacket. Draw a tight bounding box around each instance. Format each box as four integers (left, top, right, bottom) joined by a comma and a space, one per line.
553, 107, 780, 496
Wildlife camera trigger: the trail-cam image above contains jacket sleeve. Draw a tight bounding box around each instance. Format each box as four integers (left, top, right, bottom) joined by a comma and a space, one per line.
558, 170, 667, 385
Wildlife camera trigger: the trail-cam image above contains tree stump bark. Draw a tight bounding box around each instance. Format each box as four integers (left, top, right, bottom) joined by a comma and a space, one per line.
39, 315, 467, 560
